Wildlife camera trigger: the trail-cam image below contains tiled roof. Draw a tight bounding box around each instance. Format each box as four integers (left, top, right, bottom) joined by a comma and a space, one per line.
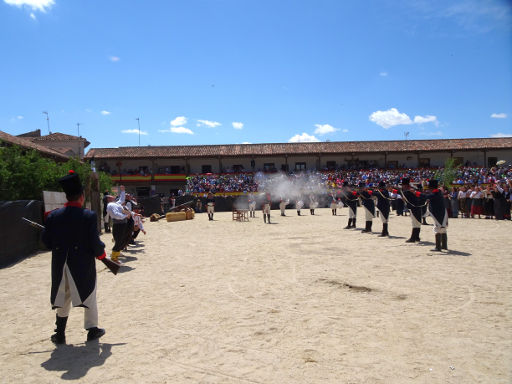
85, 137, 512, 160
30, 132, 90, 147
0, 130, 70, 161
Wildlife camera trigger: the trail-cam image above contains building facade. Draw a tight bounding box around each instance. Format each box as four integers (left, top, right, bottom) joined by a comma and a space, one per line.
84, 138, 512, 196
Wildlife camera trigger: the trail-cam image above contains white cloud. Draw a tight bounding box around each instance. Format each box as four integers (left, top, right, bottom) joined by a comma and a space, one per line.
232, 122, 244, 130
342, 129, 349, 133
288, 133, 320, 143
29, 12, 35, 19
4, 0, 55, 12
170, 127, 194, 135
197, 119, 221, 128
17, 115, 24, 119
109, 56, 120, 62
100, 110, 111, 115
414, 115, 438, 125
379, 71, 388, 77
491, 113, 507, 119
369, 108, 413, 129
122, 129, 148, 135
490, 133, 512, 138
170, 116, 187, 126
314, 123, 339, 135
241, 141, 251, 144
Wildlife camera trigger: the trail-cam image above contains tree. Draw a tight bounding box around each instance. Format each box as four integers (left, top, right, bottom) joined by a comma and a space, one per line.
434, 158, 459, 187
0, 141, 112, 201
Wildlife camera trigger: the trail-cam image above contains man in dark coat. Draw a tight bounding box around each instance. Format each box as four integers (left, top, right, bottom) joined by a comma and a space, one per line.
374, 181, 391, 237
343, 182, 359, 229
401, 178, 423, 243
422, 179, 448, 251
42, 170, 107, 344
359, 183, 375, 233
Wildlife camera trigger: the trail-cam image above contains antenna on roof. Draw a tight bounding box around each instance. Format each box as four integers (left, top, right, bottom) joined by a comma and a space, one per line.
404, 131, 409, 140
42, 111, 51, 134
77, 122, 81, 137
135, 117, 141, 146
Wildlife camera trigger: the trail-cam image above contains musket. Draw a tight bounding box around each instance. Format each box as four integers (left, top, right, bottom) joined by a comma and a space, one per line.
167, 200, 195, 212
21, 217, 120, 275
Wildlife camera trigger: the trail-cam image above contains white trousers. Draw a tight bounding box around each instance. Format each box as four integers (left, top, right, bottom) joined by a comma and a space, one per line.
56, 264, 98, 330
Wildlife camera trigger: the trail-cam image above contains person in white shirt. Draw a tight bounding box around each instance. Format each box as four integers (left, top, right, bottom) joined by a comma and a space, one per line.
469, 186, 483, 218
106, 186, 130, 263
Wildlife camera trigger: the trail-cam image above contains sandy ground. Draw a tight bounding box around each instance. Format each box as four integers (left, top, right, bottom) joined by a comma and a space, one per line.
1, 207, 511, 384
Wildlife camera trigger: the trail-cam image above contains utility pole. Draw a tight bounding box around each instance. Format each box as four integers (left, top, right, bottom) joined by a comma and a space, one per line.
136, 117, 141, 146
42, 111, 51, 134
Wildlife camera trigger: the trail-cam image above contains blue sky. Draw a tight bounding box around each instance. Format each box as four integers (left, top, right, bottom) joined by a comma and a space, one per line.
1, 0, 511, 150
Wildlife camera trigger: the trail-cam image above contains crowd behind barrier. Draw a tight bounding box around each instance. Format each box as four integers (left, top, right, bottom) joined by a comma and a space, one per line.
184, 166, 512, 193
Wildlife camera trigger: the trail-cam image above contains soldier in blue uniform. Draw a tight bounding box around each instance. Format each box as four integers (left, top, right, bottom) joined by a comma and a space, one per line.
359, 183, 375, 233
343, 182, 359, 229
401, 178, 423, 243
42, 170, 106, 344
374, 181, 391, 237
422, 179, 448, 251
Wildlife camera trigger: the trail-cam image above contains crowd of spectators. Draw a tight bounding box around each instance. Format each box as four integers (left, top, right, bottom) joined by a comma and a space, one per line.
185, 165, 512, 194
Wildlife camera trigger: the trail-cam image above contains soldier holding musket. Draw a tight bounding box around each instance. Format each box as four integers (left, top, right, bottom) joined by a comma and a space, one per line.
359, 183, 375, 233
343, 181, 359, 229
400, 178, 423, 243
374, 181, 391, 237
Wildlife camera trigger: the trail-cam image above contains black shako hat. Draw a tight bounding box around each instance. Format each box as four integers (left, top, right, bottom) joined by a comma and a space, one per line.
378, 181, 386, 188
401, 178, 410, 186
428, 179, 439, 189
59, 170, 83, 197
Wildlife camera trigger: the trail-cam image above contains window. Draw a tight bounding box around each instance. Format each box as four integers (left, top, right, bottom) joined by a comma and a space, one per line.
326, 161, 336, 170
419, 158, 430, 167
488, 157, 497, 167
295, 162, 306, 171
263, 163, 275, 172
202, 165, 212, 173
233, 164, 244, 172
170, 165, 181, 174
386, 161, 398, 169
281, 163, 289, 172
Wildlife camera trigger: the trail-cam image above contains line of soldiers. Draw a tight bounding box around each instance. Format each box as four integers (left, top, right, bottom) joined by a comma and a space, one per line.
340, 178, 448, 252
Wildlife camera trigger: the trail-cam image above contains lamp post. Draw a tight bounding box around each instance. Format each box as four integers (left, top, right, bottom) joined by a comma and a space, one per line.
136, 117, 141, 146
77, 122, 81, 137
42, 111, 51, 134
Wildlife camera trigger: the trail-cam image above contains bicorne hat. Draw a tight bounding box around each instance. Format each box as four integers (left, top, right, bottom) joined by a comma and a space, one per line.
58, 170, 83, 197
428, 179, 439, 189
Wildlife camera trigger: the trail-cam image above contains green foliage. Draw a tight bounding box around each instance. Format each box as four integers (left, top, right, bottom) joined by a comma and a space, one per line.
434, 158, 459, 187
0, 141, 113, 201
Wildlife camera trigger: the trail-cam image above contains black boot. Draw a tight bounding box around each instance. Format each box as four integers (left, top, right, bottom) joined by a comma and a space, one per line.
86, 327, 105, 341
362, 221, 371, 233
441, 233, 447, 250
267, 214, 271, 224
433, 234, 442, 251
344, 219, 352, 229
379, 223, 388, 237
352, 218, 356, 228
422, 217, 428, 225
263, 214, 267, 223
104, 223, 111, 233
51, 315, 68, 345
297, 210, 301, 216
415, 228, 421, 242
406, 228, 416, 243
